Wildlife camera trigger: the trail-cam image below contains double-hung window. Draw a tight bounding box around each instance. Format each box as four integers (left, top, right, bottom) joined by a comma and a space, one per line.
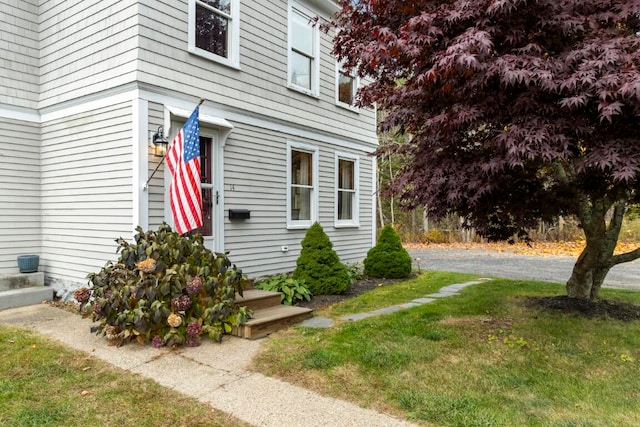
288, 3, 319, 96
336, 62, 359, 108
287, 142, 318, 228
335, 152, 359, 227
189, 0, 240, 68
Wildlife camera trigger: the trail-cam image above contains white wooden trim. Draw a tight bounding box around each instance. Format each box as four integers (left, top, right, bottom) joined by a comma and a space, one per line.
287, 1, 321, 97
166, 105, 234, 146
286, 140, 319, 229
371, 155, 377, 246
139, 89, 377, 152
187, 0, 241, 69
334, 151, 360, 228
0, 106, 40, 122
41, 90, 139, 123
132, 98, 149, 233
335, 60, 361, 112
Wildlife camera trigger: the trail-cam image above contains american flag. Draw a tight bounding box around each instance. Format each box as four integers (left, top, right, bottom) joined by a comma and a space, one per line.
166, 106, 203, 235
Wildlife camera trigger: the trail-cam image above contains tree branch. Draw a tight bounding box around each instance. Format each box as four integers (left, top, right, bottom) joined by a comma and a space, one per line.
605, 200, 627, 241
610, 246, 640, 266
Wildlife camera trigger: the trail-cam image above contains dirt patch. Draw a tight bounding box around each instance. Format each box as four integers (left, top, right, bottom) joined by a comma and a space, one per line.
296, 275, 415, 311
526, 296, 640, 322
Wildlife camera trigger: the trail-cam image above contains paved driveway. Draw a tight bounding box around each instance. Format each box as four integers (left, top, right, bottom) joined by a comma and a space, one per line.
408, 247, 640, 291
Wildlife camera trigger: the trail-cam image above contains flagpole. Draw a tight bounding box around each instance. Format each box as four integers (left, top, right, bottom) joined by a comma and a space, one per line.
143, 99, 206, 191
143, 155, 166, 191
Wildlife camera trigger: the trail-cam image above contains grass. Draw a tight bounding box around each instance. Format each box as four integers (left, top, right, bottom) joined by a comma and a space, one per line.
0, 326, 248, 427
253, 271, 640, 427
325, 271, 480, 317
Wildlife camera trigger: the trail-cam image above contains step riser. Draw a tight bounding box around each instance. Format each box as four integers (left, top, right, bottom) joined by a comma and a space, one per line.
0, 273, 45, 292
230, 289, 314, 339
240, 311, 313, 339
0, 287, 53, 310
236, 294, 282, 311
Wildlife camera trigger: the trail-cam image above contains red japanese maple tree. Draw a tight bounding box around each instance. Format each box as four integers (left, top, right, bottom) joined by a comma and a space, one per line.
330, 0, 640, 300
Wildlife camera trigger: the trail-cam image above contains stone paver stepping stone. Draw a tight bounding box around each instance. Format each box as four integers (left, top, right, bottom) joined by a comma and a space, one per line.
302, 279, 494, 328
299, 316, 334, 328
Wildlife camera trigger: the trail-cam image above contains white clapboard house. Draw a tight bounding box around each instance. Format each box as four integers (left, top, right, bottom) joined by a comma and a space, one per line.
0, 0, 377, 299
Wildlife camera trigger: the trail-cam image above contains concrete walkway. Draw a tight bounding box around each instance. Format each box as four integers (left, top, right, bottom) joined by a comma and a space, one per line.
0, 304, 417, 427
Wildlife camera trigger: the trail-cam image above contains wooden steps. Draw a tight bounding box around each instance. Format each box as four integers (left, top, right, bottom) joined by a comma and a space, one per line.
234, 289, 282, 311
232, 289, 313, 339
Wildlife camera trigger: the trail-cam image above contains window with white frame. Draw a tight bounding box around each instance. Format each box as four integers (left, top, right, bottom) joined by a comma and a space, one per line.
288, 142, 318, 228
288, 3, 319, 95
336, 62, 359, 107
189, 0, 240, 68
335, 152, 359, 226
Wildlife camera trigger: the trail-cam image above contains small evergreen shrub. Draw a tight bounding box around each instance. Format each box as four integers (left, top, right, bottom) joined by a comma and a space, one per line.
254, 274, 312, 305
76, 224, 250, 347
364, 225, 413, 278
293, 222, 351, 295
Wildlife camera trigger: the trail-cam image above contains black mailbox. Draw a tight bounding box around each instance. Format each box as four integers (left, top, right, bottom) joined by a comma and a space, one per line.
229, 209, 250, 220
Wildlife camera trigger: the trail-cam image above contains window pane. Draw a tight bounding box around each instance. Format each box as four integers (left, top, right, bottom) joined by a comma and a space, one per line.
291, 187, 311, 220
291, 51, 311, 89
196, 4, 228, 57
338, 73, 355, 104
292, 150, 312, 185
338, 159, 354, 190
292, 11, 313, 56
200, 0, 231, 14
338, 190, 353, 220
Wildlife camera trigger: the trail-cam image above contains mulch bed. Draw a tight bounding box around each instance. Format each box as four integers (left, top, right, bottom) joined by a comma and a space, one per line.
526, 296, 640, 322
295, 275, 415, 311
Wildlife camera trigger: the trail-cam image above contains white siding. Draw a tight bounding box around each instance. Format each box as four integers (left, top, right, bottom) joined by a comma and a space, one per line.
137, 0, 377, 149
38, 0, 139, 108
223, 122, 374, 276
40, 101, 134, 285
0, 0, 40, 109
0, 118, 41, 273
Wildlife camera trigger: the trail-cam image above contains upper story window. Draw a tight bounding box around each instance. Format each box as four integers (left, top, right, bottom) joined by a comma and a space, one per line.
288, 3, 320, 96
189, 0, 240, 68
287, 142, 319, 228
335, 152, 360, 227
336, 62, 359, 109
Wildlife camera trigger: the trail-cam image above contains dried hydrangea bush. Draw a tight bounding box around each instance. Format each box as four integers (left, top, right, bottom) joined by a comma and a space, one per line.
76, 224, 250, 347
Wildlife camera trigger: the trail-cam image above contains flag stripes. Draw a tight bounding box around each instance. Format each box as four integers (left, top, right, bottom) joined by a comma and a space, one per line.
166, 106, 203, 235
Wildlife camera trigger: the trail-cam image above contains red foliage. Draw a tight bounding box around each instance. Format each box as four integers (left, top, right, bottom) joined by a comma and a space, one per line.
329, 0, 640, 241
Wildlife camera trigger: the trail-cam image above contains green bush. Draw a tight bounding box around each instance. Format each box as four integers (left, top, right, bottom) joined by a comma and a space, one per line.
76, 224, 250, 347
254, 274, 312, 306
293, 222, 351, 295
364, 225, 413, 278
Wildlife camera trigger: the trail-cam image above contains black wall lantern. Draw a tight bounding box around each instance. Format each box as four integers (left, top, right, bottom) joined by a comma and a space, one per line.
152, 126, 169, 157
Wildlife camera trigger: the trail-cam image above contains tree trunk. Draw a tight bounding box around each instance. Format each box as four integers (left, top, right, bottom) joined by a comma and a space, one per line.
566, 200, 625, 300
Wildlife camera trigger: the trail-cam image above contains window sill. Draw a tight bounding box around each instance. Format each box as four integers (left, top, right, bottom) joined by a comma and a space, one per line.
287, 222, 313, 230
189, 46, 241, 70
334, 222, 360, 229
288, 84, 320, 99
336, 101, 360, 113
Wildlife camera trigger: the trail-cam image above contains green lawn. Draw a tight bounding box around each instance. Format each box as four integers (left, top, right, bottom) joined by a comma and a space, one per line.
253, 272, 640, 427
0, 326, 248, 427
